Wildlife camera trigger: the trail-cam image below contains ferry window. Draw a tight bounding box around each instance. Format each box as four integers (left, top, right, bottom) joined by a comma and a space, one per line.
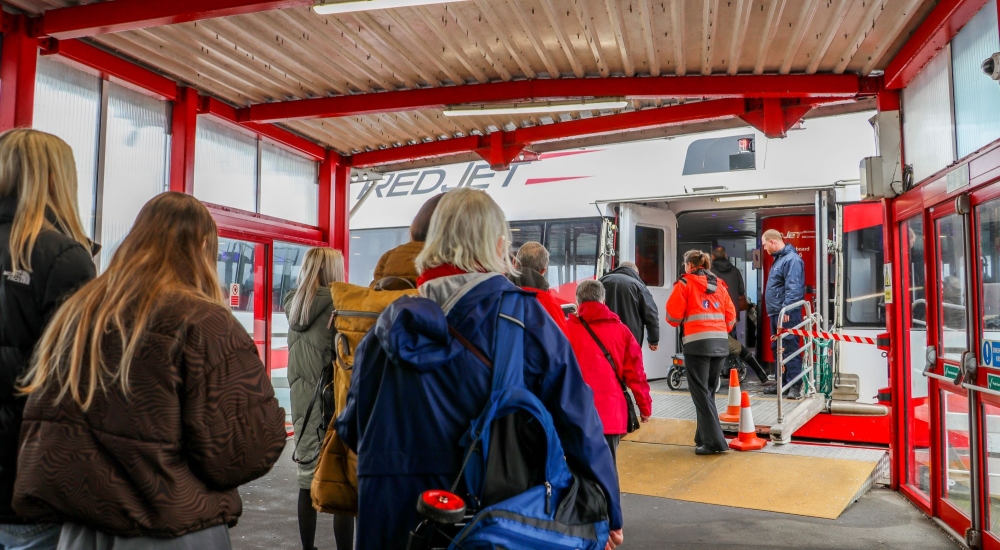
259, 141, 319, 225
33, 56, 101, 238
936, 213, 967, 362
545, 220, 600, 289
509, 222, 543, 253
843, 204, 885, 327
348, 227, 410, 285
682, 134, 755, 175
635, 226, 664, 287
979, 198, 1000, 340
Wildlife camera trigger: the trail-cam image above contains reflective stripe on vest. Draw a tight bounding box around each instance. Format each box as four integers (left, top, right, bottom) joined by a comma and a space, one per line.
683, 331, 731, 344
685, 313, 725, 322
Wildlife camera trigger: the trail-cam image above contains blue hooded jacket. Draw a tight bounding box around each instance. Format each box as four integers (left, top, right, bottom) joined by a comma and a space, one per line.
765, 243, 806, 317
336, 273, 622, 550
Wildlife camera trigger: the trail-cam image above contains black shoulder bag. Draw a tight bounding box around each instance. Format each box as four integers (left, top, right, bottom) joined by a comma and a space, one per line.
577, 316, 640, 434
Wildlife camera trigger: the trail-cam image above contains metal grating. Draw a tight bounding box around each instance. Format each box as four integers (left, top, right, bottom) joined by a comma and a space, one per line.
649, 389, 803, 429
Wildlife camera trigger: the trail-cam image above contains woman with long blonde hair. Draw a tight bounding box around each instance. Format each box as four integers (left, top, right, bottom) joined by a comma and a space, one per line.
283, 247, 352, 550
0, 129, 95, 549
14, 192, 286, 549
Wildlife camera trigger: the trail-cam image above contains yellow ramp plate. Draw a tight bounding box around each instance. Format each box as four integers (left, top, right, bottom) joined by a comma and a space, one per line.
623, 418, 698, 446
617, 441, 877, 520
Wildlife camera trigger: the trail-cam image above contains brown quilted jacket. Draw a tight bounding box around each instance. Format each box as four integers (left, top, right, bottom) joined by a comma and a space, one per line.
12, 294, 287, 538
369, 240, 423, 287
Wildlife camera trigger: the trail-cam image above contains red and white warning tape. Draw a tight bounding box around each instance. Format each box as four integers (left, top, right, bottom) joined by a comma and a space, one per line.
774, 328, 878, 345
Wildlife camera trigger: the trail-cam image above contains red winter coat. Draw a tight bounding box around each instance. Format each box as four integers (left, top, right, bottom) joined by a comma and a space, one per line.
566, 301, 652, 435
525, 287, 569, 334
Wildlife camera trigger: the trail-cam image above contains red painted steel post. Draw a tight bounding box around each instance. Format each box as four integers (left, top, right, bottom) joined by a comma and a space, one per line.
318, 152, 334, 243
0, 15, 38, 132
333, 160, 351, 280
169, 87, 198, 194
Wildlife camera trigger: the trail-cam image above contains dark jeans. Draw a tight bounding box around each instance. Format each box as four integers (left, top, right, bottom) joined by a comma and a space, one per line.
770, 310, 803, 387
685, 354, 728, 452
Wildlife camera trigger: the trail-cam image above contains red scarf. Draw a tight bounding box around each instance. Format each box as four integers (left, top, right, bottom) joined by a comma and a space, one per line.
417, 264, 469, 287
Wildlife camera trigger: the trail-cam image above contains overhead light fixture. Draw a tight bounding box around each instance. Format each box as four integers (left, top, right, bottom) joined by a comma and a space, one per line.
313, 0, 468, 15
442, 99, 628, 117
714, 194, 767, 203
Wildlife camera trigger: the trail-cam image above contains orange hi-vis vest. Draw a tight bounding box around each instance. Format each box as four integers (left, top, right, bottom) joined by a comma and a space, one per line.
665, 270, 737, 345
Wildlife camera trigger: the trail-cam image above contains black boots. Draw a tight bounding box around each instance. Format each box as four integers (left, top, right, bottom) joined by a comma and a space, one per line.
739, 348, 772, 385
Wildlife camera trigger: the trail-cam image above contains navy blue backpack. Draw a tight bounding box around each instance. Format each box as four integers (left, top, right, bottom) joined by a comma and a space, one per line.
444, 292, 611, 550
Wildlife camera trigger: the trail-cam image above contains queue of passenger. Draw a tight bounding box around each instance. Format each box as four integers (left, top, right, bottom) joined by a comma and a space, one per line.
0, 129, 772, 550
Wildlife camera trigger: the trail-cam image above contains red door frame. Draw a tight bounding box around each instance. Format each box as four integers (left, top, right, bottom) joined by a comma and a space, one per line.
889, 140, 1000, 544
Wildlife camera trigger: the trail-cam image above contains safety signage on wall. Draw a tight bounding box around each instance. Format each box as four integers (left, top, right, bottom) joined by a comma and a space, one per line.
883, 263, 892, 304
944, 364, 961, 380
983, 340, 1000, 369
229, 283, 240, 308
989, 373, 1000, 393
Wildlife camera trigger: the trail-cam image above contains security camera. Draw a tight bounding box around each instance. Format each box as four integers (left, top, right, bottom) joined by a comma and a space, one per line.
982, 52, 1000, 80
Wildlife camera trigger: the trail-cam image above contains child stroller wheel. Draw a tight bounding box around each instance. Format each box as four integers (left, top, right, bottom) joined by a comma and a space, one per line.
417, 490, 466, 525
666, 366, 684, 390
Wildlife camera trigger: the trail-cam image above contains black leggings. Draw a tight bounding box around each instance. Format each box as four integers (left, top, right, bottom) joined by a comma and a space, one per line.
298, 488, 355, 550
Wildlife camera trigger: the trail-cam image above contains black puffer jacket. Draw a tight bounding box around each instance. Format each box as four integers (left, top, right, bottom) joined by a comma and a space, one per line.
0, 196, 96, 522
599, 265, 660, 346
711, 257, 745, 312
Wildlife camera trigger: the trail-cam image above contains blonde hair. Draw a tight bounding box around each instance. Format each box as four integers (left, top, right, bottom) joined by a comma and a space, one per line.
762, 229, 783, 243
21, 193, 225, 410
288, 248, 345, 326
416, 188, 516, 275
0, 129, 89, 272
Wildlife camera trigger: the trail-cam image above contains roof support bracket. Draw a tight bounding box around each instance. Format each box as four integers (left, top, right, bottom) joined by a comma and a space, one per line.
475, 131, 526, 171
739, 98, 816, 139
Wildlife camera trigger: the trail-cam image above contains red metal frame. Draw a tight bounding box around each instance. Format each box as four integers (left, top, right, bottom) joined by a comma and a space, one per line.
207, 203, 325, 246
40, 39, 179, 101
36, 0, 314, 40
170, 87, 199, 194
245, 75, 874, 122
200, 96, 325, 161
884, 0, 990, 90
333, 162, 351, 277
0, 15, 37, 131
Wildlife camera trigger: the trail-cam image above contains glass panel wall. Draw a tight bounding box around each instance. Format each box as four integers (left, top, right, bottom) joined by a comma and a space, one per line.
902, 216, 931, 497
902, 45, 956, 183
259, 141, 319, 225
194, 117, 257, 212
952, 0, 1000, 158
32, 57, 101, 237
348, 227, 410, 285
270, 242, 310, 423
99, 82, 170, 270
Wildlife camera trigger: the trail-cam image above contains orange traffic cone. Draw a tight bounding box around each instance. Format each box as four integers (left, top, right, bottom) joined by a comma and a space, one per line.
729, 391, 768, 451
718, 368, 741, 423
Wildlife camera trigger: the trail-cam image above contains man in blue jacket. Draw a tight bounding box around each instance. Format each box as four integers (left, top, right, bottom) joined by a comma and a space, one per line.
761, 229, 806, 399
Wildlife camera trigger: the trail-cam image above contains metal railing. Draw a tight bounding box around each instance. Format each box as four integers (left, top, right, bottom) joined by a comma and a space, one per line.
775, 300, 818, 424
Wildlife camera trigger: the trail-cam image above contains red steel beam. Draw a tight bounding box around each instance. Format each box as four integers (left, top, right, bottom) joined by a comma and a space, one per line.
170, 87, 199, 194
332, 161, 351, 277
0, 15, 38, 131
36, 0, 315, 40
245, 75, 870, 123
200, 96, 326, 161
352, 99, 750, 168
884, 0, 989, 90
41, 39, 179, 101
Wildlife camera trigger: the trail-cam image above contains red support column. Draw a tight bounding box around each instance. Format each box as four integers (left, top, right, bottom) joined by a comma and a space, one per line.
333, 161, 351, 279
318, 152, 334, 243
0, 15, 38, 132
170, 87, 198, 194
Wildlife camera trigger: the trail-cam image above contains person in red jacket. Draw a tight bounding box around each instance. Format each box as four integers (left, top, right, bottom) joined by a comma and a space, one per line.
566, 279, 652, 462
667, 250, 737, 456
509, 241, 570, 333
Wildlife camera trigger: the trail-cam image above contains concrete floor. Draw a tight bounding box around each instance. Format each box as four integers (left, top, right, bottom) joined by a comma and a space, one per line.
231, 445, 961, 550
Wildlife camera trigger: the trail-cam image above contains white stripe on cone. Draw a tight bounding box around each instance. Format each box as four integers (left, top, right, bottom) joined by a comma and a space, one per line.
739, 403, 755, 434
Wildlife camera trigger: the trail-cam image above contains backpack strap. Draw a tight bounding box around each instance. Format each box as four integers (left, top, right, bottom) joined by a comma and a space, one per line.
490, 291, 525, 392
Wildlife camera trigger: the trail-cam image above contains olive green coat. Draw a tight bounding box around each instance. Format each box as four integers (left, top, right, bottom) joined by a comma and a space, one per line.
284, 287, 334, 489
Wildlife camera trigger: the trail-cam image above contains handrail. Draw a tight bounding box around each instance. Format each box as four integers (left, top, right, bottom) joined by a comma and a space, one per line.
775, 299, 815, 425
963, 382, 1000, 398
924, 371, 958, 384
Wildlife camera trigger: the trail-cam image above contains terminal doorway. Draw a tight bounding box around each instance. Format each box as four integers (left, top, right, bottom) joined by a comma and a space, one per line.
897, 177, 1000, 547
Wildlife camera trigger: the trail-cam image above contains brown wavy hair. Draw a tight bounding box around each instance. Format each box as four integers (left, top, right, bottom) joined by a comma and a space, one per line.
22, 192, 225, 409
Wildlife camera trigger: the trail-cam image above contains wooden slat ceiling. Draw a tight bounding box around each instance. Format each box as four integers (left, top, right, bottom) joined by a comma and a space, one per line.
6, 0, 935, 156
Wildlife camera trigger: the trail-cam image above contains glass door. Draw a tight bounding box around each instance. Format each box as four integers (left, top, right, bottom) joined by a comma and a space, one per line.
217, 237, 266, 356
930, 205, 976, 534
270, 242, 310, 424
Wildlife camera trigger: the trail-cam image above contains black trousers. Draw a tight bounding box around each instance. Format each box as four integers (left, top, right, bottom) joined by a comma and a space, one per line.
605, 434, 621, 465
685, 354, 729, 452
